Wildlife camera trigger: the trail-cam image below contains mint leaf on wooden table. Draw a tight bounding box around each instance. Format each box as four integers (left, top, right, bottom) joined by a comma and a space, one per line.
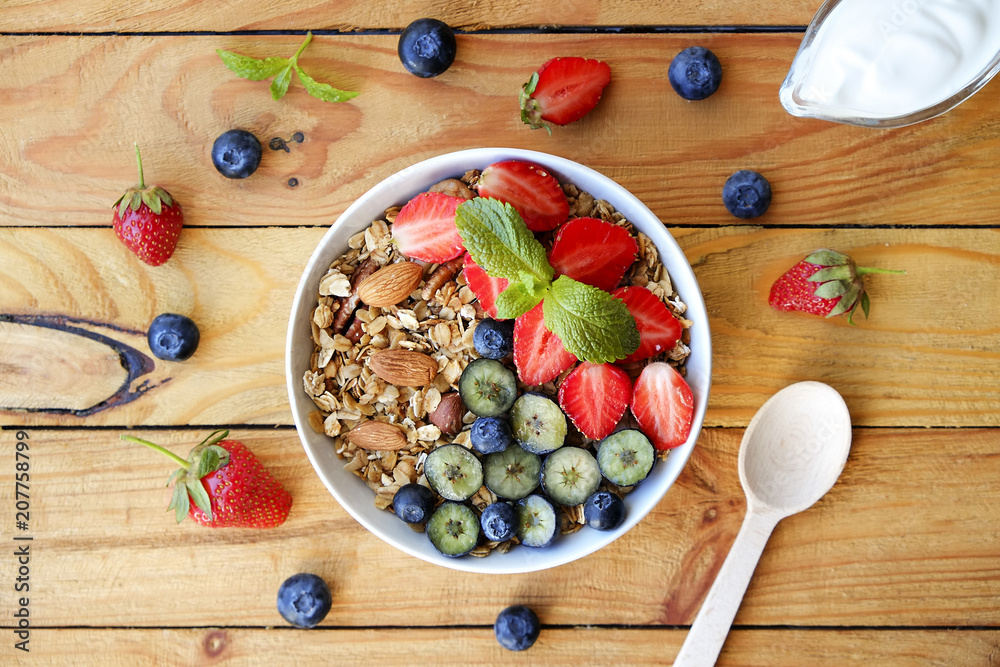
217, 32, 358, 103
543, 275, 639, 363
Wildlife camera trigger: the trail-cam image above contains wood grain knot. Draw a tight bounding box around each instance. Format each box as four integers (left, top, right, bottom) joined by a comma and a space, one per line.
202, 629, 228, 658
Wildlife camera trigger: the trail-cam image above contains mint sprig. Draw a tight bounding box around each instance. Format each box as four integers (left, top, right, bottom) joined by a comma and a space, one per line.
217, 32, 359, 103
455, 198, 639, 362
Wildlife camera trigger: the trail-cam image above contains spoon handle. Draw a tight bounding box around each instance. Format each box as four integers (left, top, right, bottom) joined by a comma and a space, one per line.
673, 508, 780, 667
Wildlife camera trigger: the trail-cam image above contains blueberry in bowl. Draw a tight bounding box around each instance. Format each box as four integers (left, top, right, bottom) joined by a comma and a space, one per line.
392, 483, 436, 524
668, 46, 723, 101
212, 129, 262, 179
398, 18, 457, 78
473, 317, 514, 359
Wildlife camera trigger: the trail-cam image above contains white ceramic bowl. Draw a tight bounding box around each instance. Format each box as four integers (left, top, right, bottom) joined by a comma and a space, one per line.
286, 148, 711, 574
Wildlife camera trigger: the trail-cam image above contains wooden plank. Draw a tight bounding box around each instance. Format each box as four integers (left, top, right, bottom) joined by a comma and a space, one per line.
1, 427, 997, 628
1, 227, 998, 427
3, 34, 1000, 230
0, 1, 822, 33
5, 627, 999, 666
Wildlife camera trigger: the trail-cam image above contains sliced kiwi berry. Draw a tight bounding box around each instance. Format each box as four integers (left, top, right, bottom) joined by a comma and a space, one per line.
509, 392, 567, 455
484, 445, 541, 500
596, 429, 655, 487
426, 502, 480, 557
516, 494, 559, 548
540, 446, 602, 506
424, 444, 484, 502
458, 358, 518, 417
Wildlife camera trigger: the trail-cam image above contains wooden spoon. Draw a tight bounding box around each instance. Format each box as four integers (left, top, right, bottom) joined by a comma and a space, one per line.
674, 381, 852, 666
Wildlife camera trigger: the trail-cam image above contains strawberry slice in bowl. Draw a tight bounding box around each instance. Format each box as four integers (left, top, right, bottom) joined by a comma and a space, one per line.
630, 362, 695, 451
558, 362, 632, 441
463, 253, 509, 319
513, 302, 577, 386
612, 286, 683, 364
476, 160, 570, 232
548, 217, 638, 292
391, 191, 466, 262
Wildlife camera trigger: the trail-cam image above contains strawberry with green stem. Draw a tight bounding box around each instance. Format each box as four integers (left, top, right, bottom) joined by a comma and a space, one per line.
112, 144, 183, 266
768, 249, 905, 325
122, 430, 292, 528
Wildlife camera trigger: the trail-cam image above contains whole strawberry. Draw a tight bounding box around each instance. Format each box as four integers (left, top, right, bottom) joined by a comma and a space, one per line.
769, 249, 905, 324
113, 144, 183, 266
122, 430, 292, 528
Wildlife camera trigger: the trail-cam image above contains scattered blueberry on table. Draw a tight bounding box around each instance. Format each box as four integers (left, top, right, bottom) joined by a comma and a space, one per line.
212, 129, 262, 179
722, 169, 772, 219
147, 313, 200, 361
668, 46, 723, 100
276, 573, 332, 629
398, 18, 457, 78
494, 605, 541, 651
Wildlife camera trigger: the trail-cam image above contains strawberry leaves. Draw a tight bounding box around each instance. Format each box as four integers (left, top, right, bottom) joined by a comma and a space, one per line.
124, 429, 231, 523
217, 32, 359, 103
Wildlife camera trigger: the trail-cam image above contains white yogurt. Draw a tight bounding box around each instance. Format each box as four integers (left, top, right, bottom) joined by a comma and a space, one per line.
780, 0, 1000, 124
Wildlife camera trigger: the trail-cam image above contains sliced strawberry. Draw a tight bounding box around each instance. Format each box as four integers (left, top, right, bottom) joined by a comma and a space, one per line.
520, 57, 612, 129
630, 362, 694, 451
476, 160, 570, 232
391, 191, 465, 262
462, 253, 509, 319
558, 362, 632, 440
513, 302, 577, 386
548, 217, 638, 292
612, 286, 682, 364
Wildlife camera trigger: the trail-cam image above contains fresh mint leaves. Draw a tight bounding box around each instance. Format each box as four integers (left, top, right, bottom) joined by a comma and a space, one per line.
217, 32, 359, 103
544, 276, 639, 364
455, 197, 639, 362
455, 198, 552, 285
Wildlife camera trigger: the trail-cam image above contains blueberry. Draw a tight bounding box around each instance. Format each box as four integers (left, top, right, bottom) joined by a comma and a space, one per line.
583, 490, 625, 531
392, 483, 436, 524
472, 318, 514, 360
212, 129, 262, 179
494, 605, 540, 651
480, 501, 517, 542
470, 417, 512, 455
722, 170, 772, 219
668, 46, 723, 101
276, 573, 332, 629
398, 18, 457, 78
147, 313, 200, 361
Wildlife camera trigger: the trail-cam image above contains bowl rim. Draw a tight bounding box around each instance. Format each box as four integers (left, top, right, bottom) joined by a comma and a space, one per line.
285, 147, 712, 574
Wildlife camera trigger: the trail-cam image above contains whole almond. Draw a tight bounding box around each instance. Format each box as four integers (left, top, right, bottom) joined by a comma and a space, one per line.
357, 262, 424, 307
429, 392, 466, 435
368, 349, 438, 387
345, 420, 407, 450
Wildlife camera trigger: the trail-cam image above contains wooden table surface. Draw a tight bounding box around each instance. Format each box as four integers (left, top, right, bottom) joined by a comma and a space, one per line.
2, 2, 999, 665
